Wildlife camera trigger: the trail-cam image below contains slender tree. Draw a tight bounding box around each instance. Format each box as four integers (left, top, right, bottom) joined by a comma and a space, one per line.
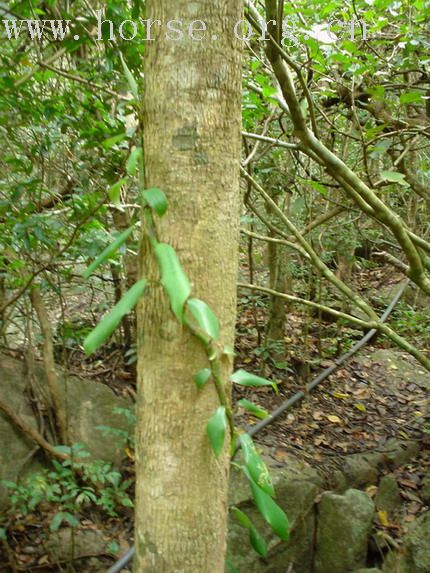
135, 2, 242, 571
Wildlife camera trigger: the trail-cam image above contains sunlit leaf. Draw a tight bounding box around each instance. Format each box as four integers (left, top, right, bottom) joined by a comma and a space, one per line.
155, 243, 190, 320
231, 369, 277, 392
108, 178, 127, 204
237, 399, 270, 420
207, 406, 227, 458
119, 53, 139, 100
240, 434, 274, 496
244, 468, 289, 541
187, 298, 220, 340
231, 507, 268, 557
194, 368, 211, 389
84, 280, 146, 355
83, 226, 135, 279
142, 188, 168, 217
126, 147, 142, 176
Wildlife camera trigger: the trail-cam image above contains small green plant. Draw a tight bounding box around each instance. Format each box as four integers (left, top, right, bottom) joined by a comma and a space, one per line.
96, 406, 136, 450
1, 443, 133, 532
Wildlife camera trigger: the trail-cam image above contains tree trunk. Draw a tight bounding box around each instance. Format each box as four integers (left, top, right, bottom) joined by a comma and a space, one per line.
135, 2, 242, 572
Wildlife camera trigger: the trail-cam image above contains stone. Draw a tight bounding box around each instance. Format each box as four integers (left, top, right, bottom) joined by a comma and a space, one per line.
375, 474, 402, 512
45, 527, 113, 572
343, 454, 378, 488
0, 354, 132, 508
378, 438, 420, 469
314, 489, 375, 573
382, 510, 430, 573
227, 453, 322, 573
45, 528, 107, 561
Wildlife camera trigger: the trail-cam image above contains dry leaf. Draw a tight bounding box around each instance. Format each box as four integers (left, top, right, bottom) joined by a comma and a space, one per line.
378, 510, 390, 527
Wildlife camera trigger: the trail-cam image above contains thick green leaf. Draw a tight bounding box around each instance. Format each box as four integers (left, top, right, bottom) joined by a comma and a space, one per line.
207, 406, 227, 458
194, 368, 211, 389
400, 91, 422, 104
155, 243, 190, 320
187, 298, 220, 340
142, 188, 168, 217
231, 507, 268, 557
50, 511, 79, 532
231, 369, 277, 392
240, 433, 274, 496
119, 53, 139, 100
126, 147, 142, 176
84, 280, 146, 355
237, 399, 270, 420
103, 133, 127, 149
380, 170, 408, 186
83, 226, 135, 279
108, 178, 127, 204
244, 468, 289, 541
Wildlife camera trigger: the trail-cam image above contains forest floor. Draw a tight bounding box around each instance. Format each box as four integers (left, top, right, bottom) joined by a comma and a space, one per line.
2, 266, 430, 572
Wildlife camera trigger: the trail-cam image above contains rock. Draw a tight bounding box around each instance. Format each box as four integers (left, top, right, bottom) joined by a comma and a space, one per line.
378, 438, 420, 469
383, 511, 430, 573
343, 454, 379, 488
45, 527, 107, 561
375, 474, 402, 512
314, 489, 375, 573
358, 349, 429, 392
227, 452, 322, 573
45, 527, 112, 572
0, 354, 132, 508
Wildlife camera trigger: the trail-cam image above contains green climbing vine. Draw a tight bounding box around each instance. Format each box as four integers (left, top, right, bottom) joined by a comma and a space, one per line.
82, 188, 289, 557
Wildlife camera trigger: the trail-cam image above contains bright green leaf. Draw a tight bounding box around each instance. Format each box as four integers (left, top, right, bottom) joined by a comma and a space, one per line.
231, 507, 268, 557
108, 178, 127, 204
380, 171, 408, 186
103, 133, 127, 149
155, 243, 190, 320
126, 147, 142, 176
244, 468, 289, 541
186, 298, 220, 340
194, 368, 211, 389
207, 406, 227, 458
83, 226, 135, 279
119, 52, 139, 100
84, 280, 146, 355
142, 188, 168, 216
238, 399, 270, 420
399, 91, 422, 104
240, 434, 274, 496
231, 369, 277, 392
50, 511, 79, 532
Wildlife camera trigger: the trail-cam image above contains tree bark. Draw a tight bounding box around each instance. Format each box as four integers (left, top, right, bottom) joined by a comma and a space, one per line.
135, 2, 242, 572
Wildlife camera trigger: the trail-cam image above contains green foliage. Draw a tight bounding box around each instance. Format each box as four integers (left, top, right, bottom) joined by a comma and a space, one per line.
207, 407, 227, 458
155, 243, 191, 320
1, 444, 133, 530
231, 507, 268, 557
231, 369, 278, 392
193, 368, 211, 389
142, 188, 168, 217
84, 279, 147, 355
186, 298, 220, 341
82, 226, 136, 280
96, 406, 136, 450
237, 399, 270, 420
